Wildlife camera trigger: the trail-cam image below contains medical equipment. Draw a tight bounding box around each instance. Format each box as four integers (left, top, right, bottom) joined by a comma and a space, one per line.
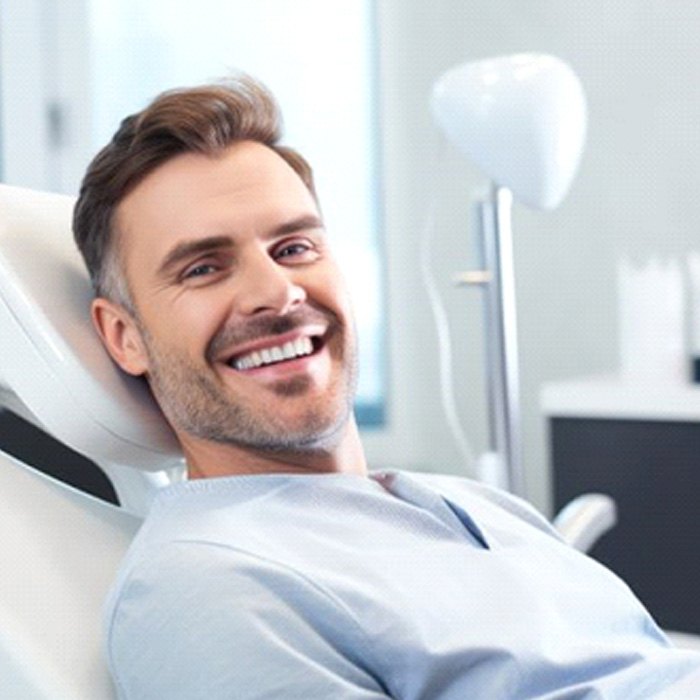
0, 447, 139, 698
430, 53, 587, 497
0, 186, 185, 516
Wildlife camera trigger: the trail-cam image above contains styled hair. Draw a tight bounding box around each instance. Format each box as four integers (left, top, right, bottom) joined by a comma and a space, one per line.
73, 75, 315, 306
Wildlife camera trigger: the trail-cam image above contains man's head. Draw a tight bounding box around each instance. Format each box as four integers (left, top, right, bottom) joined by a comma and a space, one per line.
73, 77, 360, 473
74, 76, 315, 308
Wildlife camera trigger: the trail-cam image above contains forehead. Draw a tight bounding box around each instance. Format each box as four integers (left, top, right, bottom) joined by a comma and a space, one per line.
114, 141, 318, 269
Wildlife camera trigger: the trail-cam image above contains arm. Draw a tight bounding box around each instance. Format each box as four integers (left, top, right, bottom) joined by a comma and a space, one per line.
106, 541, 392, 700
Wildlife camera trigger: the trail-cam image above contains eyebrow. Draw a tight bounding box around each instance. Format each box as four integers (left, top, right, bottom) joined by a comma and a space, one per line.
274, 214, 324, 237
157, 235, 233, 278
156, 214, 325, 278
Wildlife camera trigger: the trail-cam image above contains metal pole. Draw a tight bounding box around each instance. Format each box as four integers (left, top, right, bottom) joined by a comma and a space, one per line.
474, 184, 526, 497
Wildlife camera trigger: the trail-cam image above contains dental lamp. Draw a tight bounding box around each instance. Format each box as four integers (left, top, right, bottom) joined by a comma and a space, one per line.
430, 54, 587, 497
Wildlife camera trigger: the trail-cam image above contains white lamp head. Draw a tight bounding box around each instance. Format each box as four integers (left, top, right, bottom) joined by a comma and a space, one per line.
431, 53, 587, 210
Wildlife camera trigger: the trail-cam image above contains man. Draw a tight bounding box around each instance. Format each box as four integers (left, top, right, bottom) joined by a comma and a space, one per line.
74, 76, 700, 698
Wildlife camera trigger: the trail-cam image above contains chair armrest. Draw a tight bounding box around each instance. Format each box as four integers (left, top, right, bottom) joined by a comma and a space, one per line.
553, 493, 617, 552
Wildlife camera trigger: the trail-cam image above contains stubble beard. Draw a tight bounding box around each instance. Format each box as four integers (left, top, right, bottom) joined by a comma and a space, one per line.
135, 310, 358, 455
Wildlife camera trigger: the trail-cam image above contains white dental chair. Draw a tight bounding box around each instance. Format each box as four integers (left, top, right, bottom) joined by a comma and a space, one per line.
0, 184, 185, 698
0, 184, 627, 699
0, 450, 138, 699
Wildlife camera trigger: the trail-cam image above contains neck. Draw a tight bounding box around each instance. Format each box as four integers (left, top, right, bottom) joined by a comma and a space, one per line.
181, 419, 367, 480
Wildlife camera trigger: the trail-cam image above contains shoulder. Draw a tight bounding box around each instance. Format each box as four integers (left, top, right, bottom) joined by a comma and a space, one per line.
104, 540, 382, 698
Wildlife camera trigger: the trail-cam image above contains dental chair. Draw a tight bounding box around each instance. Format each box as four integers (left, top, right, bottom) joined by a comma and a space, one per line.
0, 184, 627, 699
0, 184, 184, 698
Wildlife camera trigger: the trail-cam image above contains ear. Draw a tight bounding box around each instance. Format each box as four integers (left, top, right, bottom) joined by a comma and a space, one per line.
91, 297, 149, 376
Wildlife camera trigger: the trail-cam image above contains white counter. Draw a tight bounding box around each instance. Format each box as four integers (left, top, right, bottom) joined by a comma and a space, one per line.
540, 375, 700, 422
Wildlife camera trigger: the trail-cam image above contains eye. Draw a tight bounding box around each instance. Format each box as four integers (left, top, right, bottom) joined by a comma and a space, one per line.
273, 239, 319, 263
179, 255, 233, 284
183, 262, 219, 279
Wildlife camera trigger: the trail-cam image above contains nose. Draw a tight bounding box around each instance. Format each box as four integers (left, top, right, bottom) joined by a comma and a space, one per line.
235, 250, 306, 316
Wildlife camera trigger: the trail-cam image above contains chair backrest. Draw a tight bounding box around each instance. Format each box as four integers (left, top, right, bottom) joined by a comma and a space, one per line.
0, 449, 140, 699
0, 184, 182, 697
0, 184, 185, 514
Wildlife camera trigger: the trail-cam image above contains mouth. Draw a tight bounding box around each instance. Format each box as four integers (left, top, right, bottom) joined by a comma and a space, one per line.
226, 334, 325, 372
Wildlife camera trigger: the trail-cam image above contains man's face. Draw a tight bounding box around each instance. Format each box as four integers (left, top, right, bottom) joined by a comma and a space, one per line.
111, 141, 357, 454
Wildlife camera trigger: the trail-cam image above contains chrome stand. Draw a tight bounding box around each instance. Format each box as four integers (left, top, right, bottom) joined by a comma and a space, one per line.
456, 184, 525, 497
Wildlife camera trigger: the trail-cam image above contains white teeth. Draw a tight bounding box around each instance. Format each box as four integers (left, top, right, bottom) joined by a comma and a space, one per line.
295, 337, 311, 356
232, 336, 315, 370
282, 341, 296, 360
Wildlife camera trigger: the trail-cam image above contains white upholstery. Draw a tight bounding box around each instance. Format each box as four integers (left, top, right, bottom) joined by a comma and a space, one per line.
0, 184, 184, 514
0, 449, 140, 699
0, 184, 179, 697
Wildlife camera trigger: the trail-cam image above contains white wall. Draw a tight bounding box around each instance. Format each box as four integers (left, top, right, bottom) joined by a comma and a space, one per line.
364, 0, 700, 513
0, 0, 51, 188
0, 0, 92, 192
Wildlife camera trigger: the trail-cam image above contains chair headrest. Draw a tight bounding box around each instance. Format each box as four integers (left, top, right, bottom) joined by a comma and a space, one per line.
0, 184, 181, 472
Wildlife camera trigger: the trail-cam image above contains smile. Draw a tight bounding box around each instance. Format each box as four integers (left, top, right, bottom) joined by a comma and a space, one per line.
229, 336, 320, 371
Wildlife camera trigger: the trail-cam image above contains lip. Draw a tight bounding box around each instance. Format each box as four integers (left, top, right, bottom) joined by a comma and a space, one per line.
217, 325, 328, 367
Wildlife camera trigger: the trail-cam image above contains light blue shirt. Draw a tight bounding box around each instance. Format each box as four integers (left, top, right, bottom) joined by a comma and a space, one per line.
104, 470, 700, 698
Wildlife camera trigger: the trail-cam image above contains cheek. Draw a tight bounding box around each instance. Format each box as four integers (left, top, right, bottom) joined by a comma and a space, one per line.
143, 295, 228, 356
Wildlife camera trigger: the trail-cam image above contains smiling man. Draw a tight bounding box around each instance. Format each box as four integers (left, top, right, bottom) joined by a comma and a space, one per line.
91, 138, 361, 479
74, 77, 700, 699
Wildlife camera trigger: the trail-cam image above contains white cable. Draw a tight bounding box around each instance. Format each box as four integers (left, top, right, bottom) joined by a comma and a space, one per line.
418, 142, 478, 472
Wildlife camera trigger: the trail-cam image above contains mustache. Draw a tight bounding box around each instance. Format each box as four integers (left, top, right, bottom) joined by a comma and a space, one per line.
206, 305, 337, 362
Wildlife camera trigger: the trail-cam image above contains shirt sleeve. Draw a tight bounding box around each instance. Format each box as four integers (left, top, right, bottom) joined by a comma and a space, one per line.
106, 540, 392, 700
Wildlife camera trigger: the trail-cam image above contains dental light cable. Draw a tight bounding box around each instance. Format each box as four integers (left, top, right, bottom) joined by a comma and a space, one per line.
418, 140, 479, 474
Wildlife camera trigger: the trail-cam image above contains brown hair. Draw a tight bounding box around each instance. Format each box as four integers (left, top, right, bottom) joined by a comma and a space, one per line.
73, 75, 315, 305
